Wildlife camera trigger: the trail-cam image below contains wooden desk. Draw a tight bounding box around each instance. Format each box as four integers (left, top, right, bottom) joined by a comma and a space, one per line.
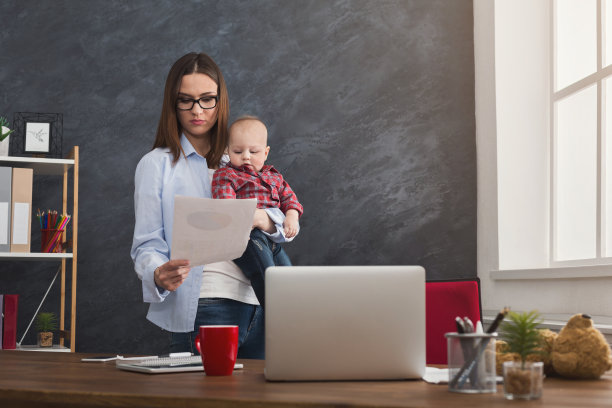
1, 350, 611, 407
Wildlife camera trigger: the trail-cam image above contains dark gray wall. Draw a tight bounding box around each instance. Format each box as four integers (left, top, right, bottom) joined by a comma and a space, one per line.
0, 0, 476, 354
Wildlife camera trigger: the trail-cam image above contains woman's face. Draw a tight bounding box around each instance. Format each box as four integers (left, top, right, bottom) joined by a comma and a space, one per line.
176, 73, 218, 140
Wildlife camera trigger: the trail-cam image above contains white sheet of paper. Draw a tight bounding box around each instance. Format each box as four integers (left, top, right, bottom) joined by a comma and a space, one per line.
422, 367, 449, 384
171, 195, 257, 267
12, 202, 30, 245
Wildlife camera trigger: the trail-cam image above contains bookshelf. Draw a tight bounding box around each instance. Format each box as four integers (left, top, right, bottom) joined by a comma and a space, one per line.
0, 146, 79, 352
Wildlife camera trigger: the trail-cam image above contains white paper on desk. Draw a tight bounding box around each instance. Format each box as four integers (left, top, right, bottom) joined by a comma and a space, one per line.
422, 367, 449, 384
171, 195, 257, 267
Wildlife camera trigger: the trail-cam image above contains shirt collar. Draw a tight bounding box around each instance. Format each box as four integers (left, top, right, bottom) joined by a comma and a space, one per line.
180, 134, 198, 158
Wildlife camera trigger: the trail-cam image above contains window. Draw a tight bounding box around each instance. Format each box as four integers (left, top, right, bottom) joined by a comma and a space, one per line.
476, 0, 612, 328
551, 0, 612, 265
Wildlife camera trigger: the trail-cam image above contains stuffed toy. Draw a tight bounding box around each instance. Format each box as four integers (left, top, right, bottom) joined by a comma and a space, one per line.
495, 328, 557, 376
496, 314, 612, 379
551, 314, 612, 379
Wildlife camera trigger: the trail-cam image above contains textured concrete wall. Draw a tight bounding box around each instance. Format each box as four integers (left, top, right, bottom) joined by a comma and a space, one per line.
0, 0, 476, 353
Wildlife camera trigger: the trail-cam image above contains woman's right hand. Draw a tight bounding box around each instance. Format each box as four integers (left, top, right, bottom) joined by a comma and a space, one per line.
154, 259, 191, 291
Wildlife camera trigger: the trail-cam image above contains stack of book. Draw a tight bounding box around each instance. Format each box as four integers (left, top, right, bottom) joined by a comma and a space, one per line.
0, 166, 33, 253
1, 167, 35, 348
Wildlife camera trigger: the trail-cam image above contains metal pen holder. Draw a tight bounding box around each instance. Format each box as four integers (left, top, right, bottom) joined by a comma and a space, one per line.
445, 332, 497, 393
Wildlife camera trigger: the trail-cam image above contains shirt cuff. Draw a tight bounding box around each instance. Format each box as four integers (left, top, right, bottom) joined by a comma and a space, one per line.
262, 208, 298, 243
141, 255, 170, 302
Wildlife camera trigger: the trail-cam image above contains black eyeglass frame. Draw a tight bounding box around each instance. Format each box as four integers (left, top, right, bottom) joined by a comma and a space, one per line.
176, 95, 219, 110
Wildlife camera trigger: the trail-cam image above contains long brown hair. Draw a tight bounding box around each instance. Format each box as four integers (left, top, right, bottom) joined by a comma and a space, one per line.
153, 52, 229, 167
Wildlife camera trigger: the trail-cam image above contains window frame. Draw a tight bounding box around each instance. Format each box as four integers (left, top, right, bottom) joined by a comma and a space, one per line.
550, 0, 612, 267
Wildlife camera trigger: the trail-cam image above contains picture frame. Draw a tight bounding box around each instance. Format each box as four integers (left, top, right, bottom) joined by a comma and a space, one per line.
10, 112, 63, 158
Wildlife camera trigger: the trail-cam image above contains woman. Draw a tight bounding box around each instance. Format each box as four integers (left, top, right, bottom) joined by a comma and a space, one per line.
131, 52, 278, 358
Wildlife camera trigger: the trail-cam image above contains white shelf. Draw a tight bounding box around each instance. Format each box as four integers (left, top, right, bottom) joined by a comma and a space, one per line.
0, 252, 73, 261
0, 155, 74, 175
2, 147, 79, 352
15, 344, 71, 352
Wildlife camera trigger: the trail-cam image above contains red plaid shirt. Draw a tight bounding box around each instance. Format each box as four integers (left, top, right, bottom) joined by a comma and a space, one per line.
212, 163, 303, 217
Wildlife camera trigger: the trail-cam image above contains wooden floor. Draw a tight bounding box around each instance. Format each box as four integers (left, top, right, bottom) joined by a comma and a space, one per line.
1, 350, 612, 407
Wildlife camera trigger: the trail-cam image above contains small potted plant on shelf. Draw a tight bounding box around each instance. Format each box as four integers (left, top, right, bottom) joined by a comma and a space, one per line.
500, 310, 545, 400
0, 116, 14, 157
35, 312, 58, 347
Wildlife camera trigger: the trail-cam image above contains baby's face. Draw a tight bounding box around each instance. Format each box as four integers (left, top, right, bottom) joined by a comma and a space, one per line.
228, 120, 270, 172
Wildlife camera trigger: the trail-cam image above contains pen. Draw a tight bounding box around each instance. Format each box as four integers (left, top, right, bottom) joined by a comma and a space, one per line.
455, 316, 478, 386
169, 352, 192, 358
455, 316, 466, 334
463, 317, 474, 333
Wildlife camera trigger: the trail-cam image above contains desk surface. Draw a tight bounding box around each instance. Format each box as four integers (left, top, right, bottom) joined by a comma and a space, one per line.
1, 350, 612, 407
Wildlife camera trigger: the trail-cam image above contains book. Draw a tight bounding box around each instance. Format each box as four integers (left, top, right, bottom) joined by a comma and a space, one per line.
2, 294, 18, 349
0, 167, 11, 253
0, 294, 3, 350
10, 168, 33, 252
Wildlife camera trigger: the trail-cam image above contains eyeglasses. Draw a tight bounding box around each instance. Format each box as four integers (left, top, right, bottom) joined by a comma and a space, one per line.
176, 95, 218, 110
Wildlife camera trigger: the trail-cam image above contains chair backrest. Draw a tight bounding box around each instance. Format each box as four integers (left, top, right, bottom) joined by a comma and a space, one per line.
425, 278, 482, 365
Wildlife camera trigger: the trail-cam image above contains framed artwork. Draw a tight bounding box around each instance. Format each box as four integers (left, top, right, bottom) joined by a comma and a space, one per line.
10, 112, 63, 158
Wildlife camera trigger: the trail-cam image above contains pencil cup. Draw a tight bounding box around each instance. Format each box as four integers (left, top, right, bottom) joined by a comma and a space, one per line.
446, 332, 497, 393
41, 228, 65, 253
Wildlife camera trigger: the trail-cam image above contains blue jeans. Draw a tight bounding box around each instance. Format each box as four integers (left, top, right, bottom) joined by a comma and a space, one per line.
233, 228, 292, 308
169, 297, 265, 359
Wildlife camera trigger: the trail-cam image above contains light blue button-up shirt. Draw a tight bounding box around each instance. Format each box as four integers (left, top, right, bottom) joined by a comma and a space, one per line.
131, 135, 289, 332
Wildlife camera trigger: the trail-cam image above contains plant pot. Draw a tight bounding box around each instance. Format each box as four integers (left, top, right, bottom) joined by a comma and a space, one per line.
0, 132, 9, 157
37, 332, 53, 347
503, 361, 543, 400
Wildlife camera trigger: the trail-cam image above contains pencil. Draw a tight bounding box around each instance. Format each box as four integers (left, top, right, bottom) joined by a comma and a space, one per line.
486, 307, 510, 333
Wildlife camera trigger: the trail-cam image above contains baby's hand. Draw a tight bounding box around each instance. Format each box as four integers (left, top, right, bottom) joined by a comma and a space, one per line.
284, 210, 300, 238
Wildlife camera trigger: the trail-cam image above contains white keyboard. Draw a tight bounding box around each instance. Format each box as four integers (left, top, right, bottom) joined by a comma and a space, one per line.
133, 355, 202, 367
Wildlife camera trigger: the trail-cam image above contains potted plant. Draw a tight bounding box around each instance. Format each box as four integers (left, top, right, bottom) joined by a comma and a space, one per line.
0, 116, 14, 157
500, 310, 545, 400
35, 312, 58, 347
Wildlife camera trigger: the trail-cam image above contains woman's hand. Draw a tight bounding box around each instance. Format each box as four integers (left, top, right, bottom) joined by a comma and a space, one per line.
252, 209, 275, 233
154, 259, 191, 291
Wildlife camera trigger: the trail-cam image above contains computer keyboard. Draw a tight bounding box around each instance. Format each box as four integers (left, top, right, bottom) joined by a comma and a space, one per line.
133, 355, 202, 366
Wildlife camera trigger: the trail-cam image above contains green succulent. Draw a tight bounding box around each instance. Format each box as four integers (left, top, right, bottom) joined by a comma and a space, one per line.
500, 310, 543, 368
35, 312, 58, 332
0, 116, 14, 142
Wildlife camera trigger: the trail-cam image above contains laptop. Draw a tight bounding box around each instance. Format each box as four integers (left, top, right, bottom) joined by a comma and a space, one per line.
264, 265, 426, 381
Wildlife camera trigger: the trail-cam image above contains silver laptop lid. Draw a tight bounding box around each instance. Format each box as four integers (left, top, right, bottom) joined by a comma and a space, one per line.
264, 265, 426, 381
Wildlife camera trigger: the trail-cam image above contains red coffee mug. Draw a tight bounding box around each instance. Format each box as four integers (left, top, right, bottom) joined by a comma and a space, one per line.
194, 325, 239, 376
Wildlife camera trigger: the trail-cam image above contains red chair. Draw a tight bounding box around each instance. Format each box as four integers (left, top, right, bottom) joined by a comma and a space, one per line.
425, 278, 482, 365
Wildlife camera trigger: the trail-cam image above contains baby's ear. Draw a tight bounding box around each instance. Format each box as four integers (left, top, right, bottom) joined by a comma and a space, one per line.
223, 146, 229, 154
265, 146, 270, 158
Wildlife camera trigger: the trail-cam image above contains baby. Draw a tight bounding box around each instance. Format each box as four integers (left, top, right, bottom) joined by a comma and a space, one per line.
212, 116, 303, 307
